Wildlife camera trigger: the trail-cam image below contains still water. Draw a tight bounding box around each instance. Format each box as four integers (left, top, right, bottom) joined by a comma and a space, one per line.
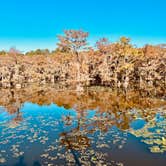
0, 86, 166, 166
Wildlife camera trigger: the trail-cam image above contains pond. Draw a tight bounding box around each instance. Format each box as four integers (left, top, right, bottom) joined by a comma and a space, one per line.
0, 85, 166, 166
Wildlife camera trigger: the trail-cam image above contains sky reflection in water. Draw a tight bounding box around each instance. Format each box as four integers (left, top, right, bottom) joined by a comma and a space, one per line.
0, 87, 166, 166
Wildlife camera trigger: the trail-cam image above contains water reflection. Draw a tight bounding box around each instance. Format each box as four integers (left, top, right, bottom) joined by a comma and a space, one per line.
0, 85, 166, 165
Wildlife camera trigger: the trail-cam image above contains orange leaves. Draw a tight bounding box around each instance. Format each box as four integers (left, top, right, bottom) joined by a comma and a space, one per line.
96, 38, 111, 55
120, 37, 130, 46
57, 30, 89, 53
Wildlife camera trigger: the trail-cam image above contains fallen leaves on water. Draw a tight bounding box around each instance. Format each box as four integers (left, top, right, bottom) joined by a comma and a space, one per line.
0, 157, 6, 164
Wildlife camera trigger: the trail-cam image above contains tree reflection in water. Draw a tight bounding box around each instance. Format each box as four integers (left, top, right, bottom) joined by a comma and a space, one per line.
0, 85, 165, 165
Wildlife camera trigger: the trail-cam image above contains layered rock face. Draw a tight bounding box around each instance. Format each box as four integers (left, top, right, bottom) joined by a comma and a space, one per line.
0, 53, 165, 95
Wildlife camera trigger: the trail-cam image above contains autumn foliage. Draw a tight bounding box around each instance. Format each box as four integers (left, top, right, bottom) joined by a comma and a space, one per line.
0, 30, 165, 95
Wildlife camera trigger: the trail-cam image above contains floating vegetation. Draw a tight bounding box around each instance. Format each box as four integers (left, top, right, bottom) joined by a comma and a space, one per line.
128, 109, 166, 153
0, 157, 6, 164
0, 87, 165, 165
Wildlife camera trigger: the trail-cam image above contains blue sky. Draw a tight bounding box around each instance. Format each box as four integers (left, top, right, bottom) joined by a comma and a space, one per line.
0, 0, 165, 52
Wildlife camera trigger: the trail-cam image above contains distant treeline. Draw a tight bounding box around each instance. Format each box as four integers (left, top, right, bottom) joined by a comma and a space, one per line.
0, 30, 165, 95
0, 29, 165, 56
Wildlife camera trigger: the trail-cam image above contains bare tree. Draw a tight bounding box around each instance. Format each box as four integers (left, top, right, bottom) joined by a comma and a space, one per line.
8, 47, 20, 64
